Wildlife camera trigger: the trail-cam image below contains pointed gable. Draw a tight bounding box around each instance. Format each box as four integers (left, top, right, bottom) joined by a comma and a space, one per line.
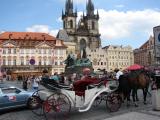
36, 42, 54, 48
2, 41, 17, 48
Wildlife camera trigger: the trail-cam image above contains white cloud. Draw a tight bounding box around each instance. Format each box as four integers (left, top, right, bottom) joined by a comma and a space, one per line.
26, 25, 58, 36
98, 9, 160, 40
0, 31, 5, 34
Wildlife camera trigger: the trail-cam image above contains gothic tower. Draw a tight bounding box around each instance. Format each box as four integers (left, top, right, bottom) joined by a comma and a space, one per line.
62, 0, 77, 33
58, 0, 101, 53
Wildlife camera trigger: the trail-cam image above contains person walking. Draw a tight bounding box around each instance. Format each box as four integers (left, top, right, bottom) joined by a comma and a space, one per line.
22, 79, 28, 90
32, 76, 39, 90
114, 68, 123, 80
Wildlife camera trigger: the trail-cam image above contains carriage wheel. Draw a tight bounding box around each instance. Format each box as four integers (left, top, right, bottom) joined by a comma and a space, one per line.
93, 95, 102, 107
44, 93, 71, 120
106, 93, 122, 112
28, 89, 44, 116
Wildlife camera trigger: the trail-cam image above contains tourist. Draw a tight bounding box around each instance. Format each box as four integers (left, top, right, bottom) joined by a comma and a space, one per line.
32, 75, 39, 90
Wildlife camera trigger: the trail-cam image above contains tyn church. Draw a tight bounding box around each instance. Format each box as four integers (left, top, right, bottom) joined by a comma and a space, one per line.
57, 0, 101, 53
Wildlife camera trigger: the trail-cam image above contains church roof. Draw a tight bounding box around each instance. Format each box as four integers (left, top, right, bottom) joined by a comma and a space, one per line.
56, 29, 70, 42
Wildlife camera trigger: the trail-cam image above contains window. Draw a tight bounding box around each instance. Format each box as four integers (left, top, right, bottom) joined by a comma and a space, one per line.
101, 62, 103, 65
59, 50, 63, 55
2, 88, 21, 94
13, 59, 16, 65
13, 48, 16, 54
48, 49, 52, 54
49, 57, 52, 65
20, 49, 24, 54
26, 49, 29, 54
60, 61, 63, 65
31, 49, 35, 54
3, 49, 6, 54
21, 57, 24, 65
54, 50, 58, 55
92, 21, 95, 30
26, 58, 29, 65
8, 57, 11, 65
8, 49, 11, 54
70, 20, 73, 28
55, 61, 58, 65
43, 49, 46, 54
39, 49, 41, 54
63, 21, 65, 28
3, 58, 6, 65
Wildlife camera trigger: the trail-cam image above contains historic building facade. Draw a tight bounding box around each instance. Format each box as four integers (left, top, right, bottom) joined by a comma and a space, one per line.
87, 45, 134, 71
57, 0, 101, 54
0, 32, 67, 79
134, 36, 155, 66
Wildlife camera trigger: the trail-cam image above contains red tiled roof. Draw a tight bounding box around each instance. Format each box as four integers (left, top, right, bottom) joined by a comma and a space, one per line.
0, 32, 57, 41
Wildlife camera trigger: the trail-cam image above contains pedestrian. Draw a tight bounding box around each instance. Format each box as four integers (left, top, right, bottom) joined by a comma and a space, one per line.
32, 76, 39, 90
50, 72, 59, 83
114, 68, 123, 80
27, 76, 31, 89
22, 79, 28, 90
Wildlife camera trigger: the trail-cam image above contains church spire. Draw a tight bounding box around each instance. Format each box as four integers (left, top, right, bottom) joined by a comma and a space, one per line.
65, 0, 73, 15
86, 0, 94, 16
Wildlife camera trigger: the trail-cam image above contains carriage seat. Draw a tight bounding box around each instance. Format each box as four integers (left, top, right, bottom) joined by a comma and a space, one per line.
41, 78, 71, 90
73, 77, 99, 96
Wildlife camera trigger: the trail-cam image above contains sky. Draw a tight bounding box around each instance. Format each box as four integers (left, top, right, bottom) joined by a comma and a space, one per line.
0, 0, 160, 49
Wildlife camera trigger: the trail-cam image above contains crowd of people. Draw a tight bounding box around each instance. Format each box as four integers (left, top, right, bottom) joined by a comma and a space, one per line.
0, 68, 134, 92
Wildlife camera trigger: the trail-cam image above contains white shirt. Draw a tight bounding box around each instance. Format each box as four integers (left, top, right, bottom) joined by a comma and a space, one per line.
116, 71, 123, 80
33, 78, 39, 87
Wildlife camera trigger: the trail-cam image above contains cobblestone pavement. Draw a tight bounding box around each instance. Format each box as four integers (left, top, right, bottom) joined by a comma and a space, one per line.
0, 81, 159, 120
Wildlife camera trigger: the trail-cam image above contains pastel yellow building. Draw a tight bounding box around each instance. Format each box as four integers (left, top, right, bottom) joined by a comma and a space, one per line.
87, 45, 134, 72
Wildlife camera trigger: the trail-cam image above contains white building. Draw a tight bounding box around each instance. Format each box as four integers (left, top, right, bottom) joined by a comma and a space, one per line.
87, 45, 134, 71
0, 32, 67, 79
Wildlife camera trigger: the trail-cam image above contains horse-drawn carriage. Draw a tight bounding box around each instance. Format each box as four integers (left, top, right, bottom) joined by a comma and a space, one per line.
28, 76, 121, 120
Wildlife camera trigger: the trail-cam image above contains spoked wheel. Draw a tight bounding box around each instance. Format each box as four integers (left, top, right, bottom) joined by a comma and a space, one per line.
44, 93, 71, 120
106, 93, 122, 112
28, 89, 44, 116
93, 95, 102, 107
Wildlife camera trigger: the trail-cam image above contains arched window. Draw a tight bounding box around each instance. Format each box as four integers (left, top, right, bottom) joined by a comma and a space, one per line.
92, 21, 95, 30
48, 57, 52, 65
26, 56, 29, 65
20, 56, 24, 65
8, 56, 11, 65
70, 20, 73, 28
3, 56, 6, 65
43, 57, 47, 65
13, 56, 17, 65
38, 57, 42, 65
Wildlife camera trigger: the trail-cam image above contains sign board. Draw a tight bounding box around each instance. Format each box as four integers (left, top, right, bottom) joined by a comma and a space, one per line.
30, 59, 35, 65
153, 26, 160, 57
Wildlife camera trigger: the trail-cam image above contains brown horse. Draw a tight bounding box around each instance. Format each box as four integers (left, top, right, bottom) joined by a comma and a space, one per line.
118, 69, 150, 107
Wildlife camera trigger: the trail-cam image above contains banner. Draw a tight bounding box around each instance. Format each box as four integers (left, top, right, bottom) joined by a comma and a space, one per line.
153, 26, 160, 57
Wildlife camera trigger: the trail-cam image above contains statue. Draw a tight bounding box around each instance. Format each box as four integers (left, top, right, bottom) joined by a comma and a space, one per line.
64, 53, 75, 68
64, 48, 93, 75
